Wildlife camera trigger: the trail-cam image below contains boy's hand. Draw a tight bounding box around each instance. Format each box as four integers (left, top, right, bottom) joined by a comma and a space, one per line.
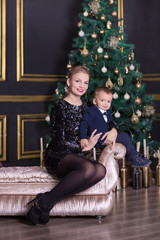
101, 128, 118, 148
80, 139, 89, 149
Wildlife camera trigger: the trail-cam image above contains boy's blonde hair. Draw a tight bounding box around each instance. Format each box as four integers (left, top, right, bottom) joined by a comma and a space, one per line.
94, 86, 112, 97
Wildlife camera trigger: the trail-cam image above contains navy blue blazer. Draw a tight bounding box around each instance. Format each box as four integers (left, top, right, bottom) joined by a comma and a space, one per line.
80, 105, 117, 149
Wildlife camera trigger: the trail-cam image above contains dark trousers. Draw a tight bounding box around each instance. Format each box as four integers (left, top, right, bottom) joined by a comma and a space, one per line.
116, 132, 138, 160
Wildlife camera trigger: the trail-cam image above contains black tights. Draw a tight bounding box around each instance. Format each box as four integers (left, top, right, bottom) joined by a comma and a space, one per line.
41, 154, 106, 210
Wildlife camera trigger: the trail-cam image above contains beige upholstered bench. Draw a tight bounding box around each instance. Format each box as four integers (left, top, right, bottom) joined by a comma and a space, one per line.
0, 143, 126, 217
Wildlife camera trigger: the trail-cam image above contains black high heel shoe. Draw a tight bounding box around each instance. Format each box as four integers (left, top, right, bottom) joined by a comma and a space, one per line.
26, 193, 50, 225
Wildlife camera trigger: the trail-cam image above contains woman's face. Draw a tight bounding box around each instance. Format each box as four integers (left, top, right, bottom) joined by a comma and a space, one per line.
67, 72, 89, 97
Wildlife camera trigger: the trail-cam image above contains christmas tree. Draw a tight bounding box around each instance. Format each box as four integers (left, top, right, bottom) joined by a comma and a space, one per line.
51, 0, 159, 153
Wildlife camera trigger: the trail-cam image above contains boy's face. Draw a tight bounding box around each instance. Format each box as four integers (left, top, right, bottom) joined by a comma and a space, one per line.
93, 91, 112, 111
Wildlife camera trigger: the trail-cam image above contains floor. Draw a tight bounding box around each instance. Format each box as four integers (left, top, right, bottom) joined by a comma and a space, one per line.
0, 185, 160, 240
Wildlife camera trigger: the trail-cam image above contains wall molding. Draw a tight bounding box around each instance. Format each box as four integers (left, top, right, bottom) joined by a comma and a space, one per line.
16, 0, 65, 82
17, 114, 47, 160
0, 95, 54, 102
0, 0, 6, 81
0, 115, 7, 161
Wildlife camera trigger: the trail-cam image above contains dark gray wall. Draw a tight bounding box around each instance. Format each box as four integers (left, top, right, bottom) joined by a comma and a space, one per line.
0, 0, 159, 166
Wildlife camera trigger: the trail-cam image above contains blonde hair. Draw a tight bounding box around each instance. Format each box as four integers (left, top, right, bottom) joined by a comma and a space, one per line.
94, 86, 112, 97
68, 65, 90, 79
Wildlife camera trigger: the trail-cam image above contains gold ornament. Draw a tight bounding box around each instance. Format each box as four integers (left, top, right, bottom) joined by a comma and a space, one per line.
109, 0, 114, 4
95, 54, 100, 61
55, 88, 59, 95
77, 20, 83, 27
114, 68, 119, 75
112, 11, 117, 17
135, 97, 142, 105
125, 65, 129, 74
65, 86, 69, 94
148, 133, 152, 139
128, 55, 132, 61
100, 14, 106, 21
117, 74, 124, 86
118, 35, 122, 41
106, 21, 112, 29
81, 47, 89, 56
131, 51, 135, 60
105, 76, 113, 90
104, 52, 109, 60
136, 65, 140, 73
66, 62, 72, 70
131, 113, 139, 124
136, 81, 142, 88
91, 32, 97, 39
100, 29, 105, 35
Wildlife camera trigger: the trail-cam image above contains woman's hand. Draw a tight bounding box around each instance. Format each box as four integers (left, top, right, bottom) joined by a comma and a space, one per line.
82, 129, 102, 152
80, 139, 89, 149
101, 128, 118, 148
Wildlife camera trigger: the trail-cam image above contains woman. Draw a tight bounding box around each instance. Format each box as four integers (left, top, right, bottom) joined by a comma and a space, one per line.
26, 65, 117, 225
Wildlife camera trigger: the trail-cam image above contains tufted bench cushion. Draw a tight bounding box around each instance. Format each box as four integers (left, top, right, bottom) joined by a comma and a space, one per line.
0, 143, 126, 216
0, 166, 111, 196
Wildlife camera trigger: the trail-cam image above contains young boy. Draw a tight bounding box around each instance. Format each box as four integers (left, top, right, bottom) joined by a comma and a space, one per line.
80, 87, 151, 167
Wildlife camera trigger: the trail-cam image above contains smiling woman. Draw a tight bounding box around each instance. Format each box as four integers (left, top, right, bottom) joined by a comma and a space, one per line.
65, 66, 90, 103
26, 65, 106, 225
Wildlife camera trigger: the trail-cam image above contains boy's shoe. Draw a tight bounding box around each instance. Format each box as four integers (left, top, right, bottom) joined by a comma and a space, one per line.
131, 153, 151, 168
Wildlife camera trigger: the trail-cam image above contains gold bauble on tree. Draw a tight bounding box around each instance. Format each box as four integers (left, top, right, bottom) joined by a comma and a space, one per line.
106, 21, 112, 29
91, 32, 97, 39
118, 35, 121, 41
105, 76, 113, 90
66, 62, 72, 70
100, 14, 106, 21
104, 52, 109, 59
112, 11, 117, 17
117, 74, 123, 86
135, 97, 142, 105
128, 55, 132, 61
114, 68, 119, 74
136, 81, 142, 88
109, 0, 114, 4
131, 113, 139, 124
81, 47, 89, 56
77, 20, 83, 27
100, 29, 105, 35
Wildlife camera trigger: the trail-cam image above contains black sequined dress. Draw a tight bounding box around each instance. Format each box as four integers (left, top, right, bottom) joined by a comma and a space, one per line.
44, 98, 89, 177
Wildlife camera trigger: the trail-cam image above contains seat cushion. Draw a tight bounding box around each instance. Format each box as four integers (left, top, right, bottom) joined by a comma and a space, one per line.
0, 166, 109, 195
0, 166, 54, 183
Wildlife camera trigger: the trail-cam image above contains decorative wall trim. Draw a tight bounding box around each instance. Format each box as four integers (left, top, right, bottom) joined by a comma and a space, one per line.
0, 0, 6, 81
0, 95, 54, 102
0, 115, 7, 161
16, 0, 65, 82
153, 94, 160, 101
155, 114, 160, 121
143, 74, 160, 82
118, 0, 123, 27
17, 114, 47, 160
